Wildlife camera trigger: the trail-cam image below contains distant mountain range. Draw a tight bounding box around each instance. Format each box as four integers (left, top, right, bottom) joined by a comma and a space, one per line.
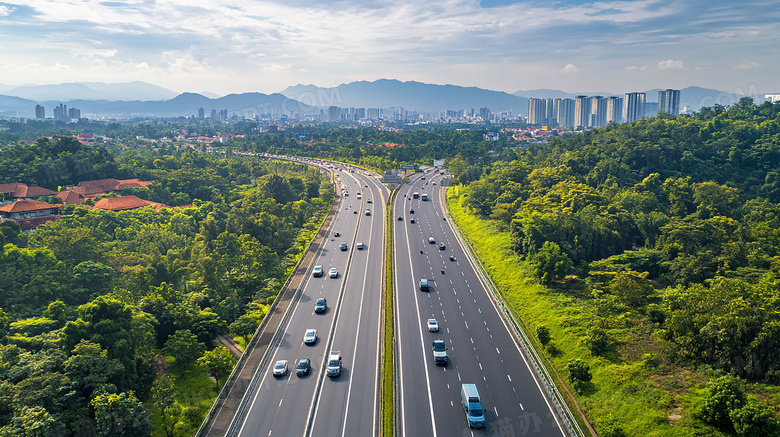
282, 79, 529, 114
0, 92, 314, 119
0, 79, 767, 119
0, 81, 179, 102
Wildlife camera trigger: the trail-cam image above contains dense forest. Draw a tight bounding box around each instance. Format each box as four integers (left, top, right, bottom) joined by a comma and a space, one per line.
453, 100, 780, 435
0, 138, 332, 435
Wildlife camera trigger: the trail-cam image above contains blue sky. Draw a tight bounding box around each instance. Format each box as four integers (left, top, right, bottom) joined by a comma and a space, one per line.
0, 0, 777, 96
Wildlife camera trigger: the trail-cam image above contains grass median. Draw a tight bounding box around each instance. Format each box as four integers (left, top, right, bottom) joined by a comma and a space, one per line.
382, 188, 395, 436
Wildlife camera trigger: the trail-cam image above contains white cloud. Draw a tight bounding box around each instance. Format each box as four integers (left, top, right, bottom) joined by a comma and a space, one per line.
658, 59, 684, 69
562, 64, 579, 73
734, 61, 760, 70
0, 5, 12, 16
625, 65, 647, 71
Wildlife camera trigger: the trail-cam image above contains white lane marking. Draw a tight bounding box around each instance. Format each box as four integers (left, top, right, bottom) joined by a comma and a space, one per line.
507, 374, 512, 382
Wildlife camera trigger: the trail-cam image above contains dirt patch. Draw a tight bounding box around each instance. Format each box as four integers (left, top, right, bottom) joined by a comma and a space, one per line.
152, 354, 169, 378
668, 406, 683, 423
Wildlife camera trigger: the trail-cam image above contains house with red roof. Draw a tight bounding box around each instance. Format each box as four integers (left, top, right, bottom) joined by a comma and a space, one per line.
0, 183, 57, 203
68, 178, 154, 198
92, 195, 167, 211
0, 200, 61, 231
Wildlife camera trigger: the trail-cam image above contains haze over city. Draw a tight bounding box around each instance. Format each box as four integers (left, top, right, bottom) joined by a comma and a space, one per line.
1, 0, 778, 97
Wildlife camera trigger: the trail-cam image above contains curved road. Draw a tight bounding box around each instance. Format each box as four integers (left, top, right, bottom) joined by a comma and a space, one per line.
393, 169, 565, 437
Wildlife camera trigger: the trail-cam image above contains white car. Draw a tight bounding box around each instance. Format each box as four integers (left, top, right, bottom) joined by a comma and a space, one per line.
329, 267, 339, 278
272, 359, 288, 377
427, 318, 439, 332
357, 241, 365, 250
312, 265, 323, 277
304, 328, 318, 345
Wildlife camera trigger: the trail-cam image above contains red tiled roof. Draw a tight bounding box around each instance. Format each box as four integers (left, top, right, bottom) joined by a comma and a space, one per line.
0, 200, 61, 213
92, 195, 167, 211
0, 183, 56, 198
19, 216, 59, 231
55, 190, 81, 205
72, 178, 155, 196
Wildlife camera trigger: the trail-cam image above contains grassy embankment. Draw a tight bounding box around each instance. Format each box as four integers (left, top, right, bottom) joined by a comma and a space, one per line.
446, 185, 780, 436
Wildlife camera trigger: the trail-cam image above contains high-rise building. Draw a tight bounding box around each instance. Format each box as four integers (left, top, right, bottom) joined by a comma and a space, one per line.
367, 108, 382, 119
68, 107, 81, 120
624, 92, 646, 123
606, 96, 623, 124
557, 98, 575, 127
574, 96, 591, 128
198, 108, 205, 119
479, 107, 491, 122
528, 98, 547, 125
35, 105, 45, 119
591, 96, 607, 127
328, 106, 341, 122
658, 89, 681, 116
354, 108, 366, 120
53, 103, 68, 121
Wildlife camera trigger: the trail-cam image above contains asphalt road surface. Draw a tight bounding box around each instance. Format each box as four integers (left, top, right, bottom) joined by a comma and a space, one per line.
393, 170, 565, 437
234, 161, 388, 437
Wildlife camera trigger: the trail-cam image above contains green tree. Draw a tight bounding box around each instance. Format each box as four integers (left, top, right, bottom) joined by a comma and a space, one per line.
64, 340, 124, 400
566, 359, 592, 394
536, 325, 551, 346
150, 376, 181, 437
91, 391, 152, 437
530, 241, 572, 285
609, 270, 654, 308
163, 330, 205, 369
701, 376, 746, 428
229, 315, 258, 344
730, 401, 780, 437
0, 405, 64, 436
197, 346, 237, 388
585, 326, 613, 356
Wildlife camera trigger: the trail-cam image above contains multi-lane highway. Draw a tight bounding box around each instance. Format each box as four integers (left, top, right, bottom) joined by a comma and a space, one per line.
233, 162, 388, 437
393, 170, 565, 437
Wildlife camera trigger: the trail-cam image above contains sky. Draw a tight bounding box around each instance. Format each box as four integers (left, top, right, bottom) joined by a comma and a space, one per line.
0, 0, 778, 96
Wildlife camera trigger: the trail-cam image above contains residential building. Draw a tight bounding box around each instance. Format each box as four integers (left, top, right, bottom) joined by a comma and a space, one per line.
35, 105, 45, 119
68, 107, 81, 120
658, 89, 681, 116
574, 96, 591, 128
92, 195, 167, 211
0, 200, 61, 231
528, 98, 547, 125
591, 96, 607, 127
53, 103, 68, 121
557, 98, 575, 127
0, 183, 57, 203
606, 96, 623, 124
198, 108, 205, 119
328, 106, 341, 122
624, 92, 646, 123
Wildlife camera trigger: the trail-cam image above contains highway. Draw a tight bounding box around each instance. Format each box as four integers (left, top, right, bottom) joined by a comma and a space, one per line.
393, 169, 566, 437
233, 161, 388, 437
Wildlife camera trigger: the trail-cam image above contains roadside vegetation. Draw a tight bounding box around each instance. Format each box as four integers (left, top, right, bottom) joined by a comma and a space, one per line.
0, 138, 331, 436
446, 100, 780, 436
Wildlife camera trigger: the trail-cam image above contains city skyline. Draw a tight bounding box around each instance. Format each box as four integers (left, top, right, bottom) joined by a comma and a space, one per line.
0, 0, 777, 97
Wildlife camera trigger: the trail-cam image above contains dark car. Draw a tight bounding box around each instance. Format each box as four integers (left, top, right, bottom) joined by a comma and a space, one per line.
314, 297, 327, 313
296, 358, 311, 376
340, 243, 348, 251
439, 243, 446, 250
410, 209, 415, 214
398, 216, 403, 221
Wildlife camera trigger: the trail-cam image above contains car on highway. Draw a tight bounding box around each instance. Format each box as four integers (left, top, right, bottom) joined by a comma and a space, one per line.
304, 328, 318, 345
357, 241, 365, 250
419, 278, 429, 291
432, 339, 448, 365
340, 242, 348, 251
313, 265, 323, 277
272, 359, 288, 377
353, 210, 357, 214
398, 216, 403, 221
428, 236, 435, 244
327, 351, 342, 377
367, 199, 372, 203
334, 231, 340, 237
410, 219, 416, 224
329, 268, 339, 278
439, 243, 446, 250
296, 358, 311, 377
410, 209, 415, 214
449, 255, 456, 261
427, 318, 439, 332
314, 297, 327, 313
365, 209, 371, 215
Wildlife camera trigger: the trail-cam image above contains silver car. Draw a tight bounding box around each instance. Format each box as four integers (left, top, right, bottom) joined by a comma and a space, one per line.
272, 359, 288, 377
427, 318, 439, 332
304, 328, 318, 345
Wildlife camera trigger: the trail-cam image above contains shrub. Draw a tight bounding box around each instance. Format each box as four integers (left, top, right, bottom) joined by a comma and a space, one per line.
536, 325, 551, 346
701, 376, 746, 428
585, 327, 613, 356
567, 359, 592, 394
730, 401, 780, 437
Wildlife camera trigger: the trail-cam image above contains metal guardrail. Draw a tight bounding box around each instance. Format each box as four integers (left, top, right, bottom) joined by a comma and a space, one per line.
443, 196, 586, 437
